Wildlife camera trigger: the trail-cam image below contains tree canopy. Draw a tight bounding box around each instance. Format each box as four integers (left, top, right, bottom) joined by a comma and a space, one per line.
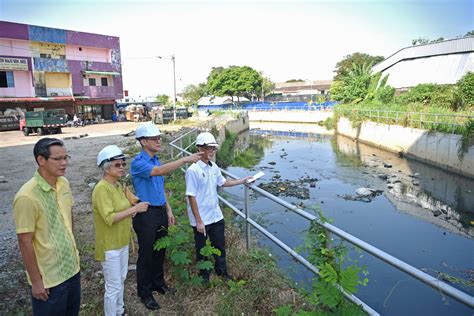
181, 83, 206, 106
206, 65, 263, 101
333, 53, 384, 81
155, 94, 170, 106
285, 79, 304, 83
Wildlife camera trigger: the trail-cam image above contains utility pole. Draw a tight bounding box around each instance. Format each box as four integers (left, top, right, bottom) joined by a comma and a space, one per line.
157, 54, 177, 121
171, 54, 176, 121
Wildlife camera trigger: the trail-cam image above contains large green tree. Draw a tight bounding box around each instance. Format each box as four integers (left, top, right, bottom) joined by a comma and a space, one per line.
206, 66, 263, 101
333, 52, 384, 81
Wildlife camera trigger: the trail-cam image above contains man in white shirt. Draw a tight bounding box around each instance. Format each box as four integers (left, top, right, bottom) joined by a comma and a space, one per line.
185, 132, 252, 283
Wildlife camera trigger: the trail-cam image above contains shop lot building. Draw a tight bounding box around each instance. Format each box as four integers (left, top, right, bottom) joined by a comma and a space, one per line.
0, 20, 123, 120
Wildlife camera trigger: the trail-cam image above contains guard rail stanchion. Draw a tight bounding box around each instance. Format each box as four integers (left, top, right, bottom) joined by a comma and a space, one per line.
244, 185, 250, 251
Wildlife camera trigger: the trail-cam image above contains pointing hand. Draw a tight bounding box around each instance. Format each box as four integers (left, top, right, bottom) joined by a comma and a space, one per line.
185, 152, 203, 163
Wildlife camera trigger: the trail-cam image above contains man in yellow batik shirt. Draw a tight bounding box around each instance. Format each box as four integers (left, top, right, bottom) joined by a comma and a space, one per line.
13, 138, 81, 315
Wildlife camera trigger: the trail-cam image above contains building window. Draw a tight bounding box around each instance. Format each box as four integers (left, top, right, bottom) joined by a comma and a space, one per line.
40, 53, 51, 58
0, 71, 14, 88
79, 47, 83, 51
101, 77, 108, 86
89, 78, 96, 86
59, 55, 66, 59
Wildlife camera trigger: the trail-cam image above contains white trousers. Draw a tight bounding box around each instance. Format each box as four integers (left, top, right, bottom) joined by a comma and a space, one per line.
101, 245, 129, 316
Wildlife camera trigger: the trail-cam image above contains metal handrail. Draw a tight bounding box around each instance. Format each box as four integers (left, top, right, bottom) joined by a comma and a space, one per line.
337, 108, 473, 132
169, 127, 474, 312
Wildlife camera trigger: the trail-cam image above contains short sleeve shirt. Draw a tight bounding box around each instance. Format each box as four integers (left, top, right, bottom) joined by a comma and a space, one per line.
92, 180, 132, 261
13, 171, 80, 288
185, 160, 226, 226
130, 149, 166, 206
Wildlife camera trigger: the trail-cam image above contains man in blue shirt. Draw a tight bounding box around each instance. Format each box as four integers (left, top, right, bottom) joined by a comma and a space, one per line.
131, 123, 202, 310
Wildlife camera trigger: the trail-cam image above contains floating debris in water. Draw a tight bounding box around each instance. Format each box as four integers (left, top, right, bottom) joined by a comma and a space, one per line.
338, 187, 383, 203
258, 176, 317, 200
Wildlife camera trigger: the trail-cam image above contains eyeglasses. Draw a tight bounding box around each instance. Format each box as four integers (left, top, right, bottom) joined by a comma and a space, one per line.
146, 137, 161, 142
49, 155, 71, 162
202, 146, 217, 151
112, 162, 127, 168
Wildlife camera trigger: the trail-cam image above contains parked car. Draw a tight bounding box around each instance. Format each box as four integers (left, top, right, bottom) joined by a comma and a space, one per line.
21, 109, 67, 136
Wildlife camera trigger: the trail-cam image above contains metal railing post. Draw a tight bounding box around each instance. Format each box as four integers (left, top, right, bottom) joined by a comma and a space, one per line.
244, 185, 251, 251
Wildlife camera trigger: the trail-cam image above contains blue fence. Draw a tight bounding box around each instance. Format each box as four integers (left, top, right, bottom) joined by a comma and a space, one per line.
197, 101, 338, 112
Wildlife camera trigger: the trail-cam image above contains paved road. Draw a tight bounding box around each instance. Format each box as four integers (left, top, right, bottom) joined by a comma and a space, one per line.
0, 122, 145, 148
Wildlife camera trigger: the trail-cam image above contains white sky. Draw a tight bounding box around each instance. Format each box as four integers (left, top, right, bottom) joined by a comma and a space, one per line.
1, 0, 473, 100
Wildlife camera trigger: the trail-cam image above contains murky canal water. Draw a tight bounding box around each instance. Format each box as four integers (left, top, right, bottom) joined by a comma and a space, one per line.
223, 124, 473, 315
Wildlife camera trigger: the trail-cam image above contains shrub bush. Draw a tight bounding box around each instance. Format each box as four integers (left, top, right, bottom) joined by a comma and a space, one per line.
375, 85, 395, 103
396, 83, 438, 104
457, 72, 474, 107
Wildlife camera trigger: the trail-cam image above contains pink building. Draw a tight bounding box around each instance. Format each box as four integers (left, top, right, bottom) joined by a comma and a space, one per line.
0, 21, 123, 120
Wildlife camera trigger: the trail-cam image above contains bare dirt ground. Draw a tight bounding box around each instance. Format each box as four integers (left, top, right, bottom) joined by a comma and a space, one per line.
0, 122, 193, 315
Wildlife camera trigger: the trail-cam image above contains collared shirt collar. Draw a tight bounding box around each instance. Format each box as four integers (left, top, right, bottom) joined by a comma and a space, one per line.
196, 160, 213, 169
34, 170, 55, 192
139, 149, 157, 161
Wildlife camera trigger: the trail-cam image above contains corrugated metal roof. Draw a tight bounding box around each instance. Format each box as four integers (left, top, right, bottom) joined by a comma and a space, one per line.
372, 37, 474, 73
380, 52, 474, 89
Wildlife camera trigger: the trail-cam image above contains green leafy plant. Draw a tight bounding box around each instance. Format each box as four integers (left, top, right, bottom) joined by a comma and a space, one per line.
457, 72, 474, 107
296, 210, 368, 314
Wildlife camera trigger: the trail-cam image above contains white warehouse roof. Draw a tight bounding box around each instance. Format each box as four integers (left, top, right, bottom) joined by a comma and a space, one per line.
372, 37, 474, 89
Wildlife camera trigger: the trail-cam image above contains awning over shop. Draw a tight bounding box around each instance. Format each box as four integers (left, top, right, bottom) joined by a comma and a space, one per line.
0, 96, 75, 103
82, 70, 121, 76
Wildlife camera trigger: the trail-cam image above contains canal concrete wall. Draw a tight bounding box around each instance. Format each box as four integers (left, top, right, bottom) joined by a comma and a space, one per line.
337, 117, 474, 179
248, 110, 333, 123
215, 112, 249, 144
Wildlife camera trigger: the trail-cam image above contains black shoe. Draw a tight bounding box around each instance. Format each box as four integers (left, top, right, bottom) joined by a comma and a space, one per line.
152, 284, 176, 295
220, 273, 234, 281
140, 295, 160, 310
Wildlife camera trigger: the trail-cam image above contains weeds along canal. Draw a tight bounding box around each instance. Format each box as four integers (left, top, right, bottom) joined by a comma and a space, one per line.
222, 124, 474, 316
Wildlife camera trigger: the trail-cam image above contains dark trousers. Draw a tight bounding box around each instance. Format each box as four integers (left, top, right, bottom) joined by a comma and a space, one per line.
132, 205, 168, 298
193, 219, 227, 278
31, 272, 81, 316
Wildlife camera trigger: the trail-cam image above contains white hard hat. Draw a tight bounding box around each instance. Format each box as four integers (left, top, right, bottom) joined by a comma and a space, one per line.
135, 123, 162, 139
196, 132, 218, 147
97, 145, 126, 166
